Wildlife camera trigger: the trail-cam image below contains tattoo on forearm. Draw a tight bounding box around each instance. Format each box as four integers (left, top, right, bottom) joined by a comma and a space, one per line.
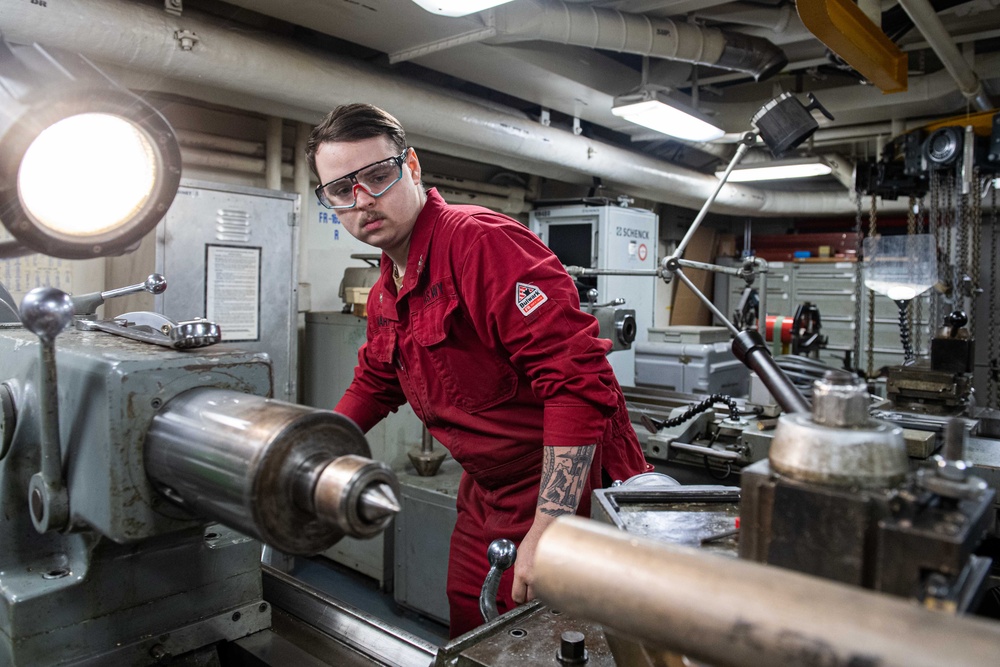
538, 445, 596, 517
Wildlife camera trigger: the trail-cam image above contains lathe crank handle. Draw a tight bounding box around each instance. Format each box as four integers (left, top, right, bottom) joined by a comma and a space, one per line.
479, 538, 517, 623
71, 273, 167, 317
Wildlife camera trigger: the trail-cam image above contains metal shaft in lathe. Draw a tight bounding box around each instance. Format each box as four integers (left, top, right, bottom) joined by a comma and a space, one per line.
144, 388, 399, 555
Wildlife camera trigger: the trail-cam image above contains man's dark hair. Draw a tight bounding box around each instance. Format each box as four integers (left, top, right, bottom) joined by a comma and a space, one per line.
306, 103, 407, 178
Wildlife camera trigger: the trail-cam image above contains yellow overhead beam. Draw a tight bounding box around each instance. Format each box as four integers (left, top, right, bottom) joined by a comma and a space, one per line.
923, 110, 997, 136
798, 0, 908, 94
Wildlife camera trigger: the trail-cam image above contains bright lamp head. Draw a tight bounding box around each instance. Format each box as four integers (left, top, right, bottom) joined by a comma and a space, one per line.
0, 38, 181, 259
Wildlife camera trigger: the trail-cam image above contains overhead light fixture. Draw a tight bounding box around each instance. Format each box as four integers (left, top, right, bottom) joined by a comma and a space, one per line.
612, 91, 725, 143
410, 0, 516, 16
718, 156, 833, 182
0, 37, 182, 260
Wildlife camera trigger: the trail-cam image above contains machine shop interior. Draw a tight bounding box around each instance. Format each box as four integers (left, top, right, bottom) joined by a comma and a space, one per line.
3, 0, 1000, 665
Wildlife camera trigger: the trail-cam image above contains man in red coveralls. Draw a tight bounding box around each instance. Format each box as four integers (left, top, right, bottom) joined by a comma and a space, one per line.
306, 104, 650, 638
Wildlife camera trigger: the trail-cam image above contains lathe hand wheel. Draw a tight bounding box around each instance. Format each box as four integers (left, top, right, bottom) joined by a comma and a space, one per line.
479, 538, 517, 623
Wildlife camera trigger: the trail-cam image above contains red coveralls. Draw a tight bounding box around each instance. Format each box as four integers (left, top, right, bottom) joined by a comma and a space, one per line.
335, 189, 649, 638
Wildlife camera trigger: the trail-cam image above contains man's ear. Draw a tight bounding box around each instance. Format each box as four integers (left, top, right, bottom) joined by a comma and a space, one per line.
406, 147, 422, 183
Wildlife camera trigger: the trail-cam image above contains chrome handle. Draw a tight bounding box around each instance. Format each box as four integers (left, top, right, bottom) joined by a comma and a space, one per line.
72, 273, 167, 316
479, 538, 517, 623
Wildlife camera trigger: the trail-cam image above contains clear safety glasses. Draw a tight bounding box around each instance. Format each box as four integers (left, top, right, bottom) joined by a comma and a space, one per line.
315, 148, 410, 210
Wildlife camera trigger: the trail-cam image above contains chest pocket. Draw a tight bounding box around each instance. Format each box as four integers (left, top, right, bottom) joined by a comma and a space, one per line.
368, 325, 396, 365
412, 293, 517, 413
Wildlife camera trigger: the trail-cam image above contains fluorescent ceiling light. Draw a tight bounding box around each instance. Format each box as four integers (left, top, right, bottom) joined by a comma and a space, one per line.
411, 0, 516, 16
719, 157, 833, 182
612, 92, 724, 143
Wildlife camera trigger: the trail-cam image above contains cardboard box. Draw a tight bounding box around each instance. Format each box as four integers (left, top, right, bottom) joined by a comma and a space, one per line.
345, 286, 371, 318
344, 286, 371, 304
669, 227, 718, 326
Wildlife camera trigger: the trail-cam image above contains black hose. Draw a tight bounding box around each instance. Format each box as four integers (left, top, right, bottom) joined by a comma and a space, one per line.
652, 394, 741, 430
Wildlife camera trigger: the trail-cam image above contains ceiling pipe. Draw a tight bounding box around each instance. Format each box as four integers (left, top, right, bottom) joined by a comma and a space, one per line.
895, 0, 993, 110
175, 129, 272, 157
490, 0, 787, 81
181, 147, 293, 180
0, 0, 885, 217
265, 116, 283, 191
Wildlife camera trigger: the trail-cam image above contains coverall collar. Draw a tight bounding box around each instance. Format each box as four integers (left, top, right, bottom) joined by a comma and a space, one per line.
378, 187, 446, 299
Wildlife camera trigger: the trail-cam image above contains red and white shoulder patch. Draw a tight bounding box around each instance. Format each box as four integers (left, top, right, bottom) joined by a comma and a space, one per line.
515, 282, 547, 316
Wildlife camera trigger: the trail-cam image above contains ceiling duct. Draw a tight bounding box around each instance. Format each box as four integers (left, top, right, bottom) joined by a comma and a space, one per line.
490, 0, 787, 81
0, 0, 888, 217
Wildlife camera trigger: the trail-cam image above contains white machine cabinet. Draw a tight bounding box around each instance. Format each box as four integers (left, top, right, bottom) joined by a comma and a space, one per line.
154, 179, 300, 402
530, 203, 659, 387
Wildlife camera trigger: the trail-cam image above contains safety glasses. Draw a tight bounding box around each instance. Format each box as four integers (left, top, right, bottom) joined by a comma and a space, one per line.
315, 148, 410, 210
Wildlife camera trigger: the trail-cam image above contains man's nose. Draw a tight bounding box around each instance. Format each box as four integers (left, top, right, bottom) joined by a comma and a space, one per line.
353, 182, 376, 207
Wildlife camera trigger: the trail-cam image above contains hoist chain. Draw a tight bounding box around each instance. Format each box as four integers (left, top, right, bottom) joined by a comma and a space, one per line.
958, 171, 970, 303
929, 172, 941, 331
915, 196, 927, 355
853, 187, 864, 375
933, 172, 957, 329
969, 169, 983, 333
867, 194, 877, 378
907, 196, 917, 356
946, 173, 959, 311
989, 185, 999, 409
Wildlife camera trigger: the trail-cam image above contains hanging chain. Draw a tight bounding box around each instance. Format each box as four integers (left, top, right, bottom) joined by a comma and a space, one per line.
897, 301, 915, 363
929, 172, 941, 331
949, 170, 969, 318
956, 166, 971, 339
906, 196, 917, 355
867, 194, 878, 378
933, 171, 958, 329
969, 168, 983, 333
989, 185, 998, 409
915, 195, 927, 355
853, 187, 865, 375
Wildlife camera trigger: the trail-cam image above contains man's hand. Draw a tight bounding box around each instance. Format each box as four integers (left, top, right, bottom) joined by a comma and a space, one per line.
511, 444, 595, 604
511, 522, 545, 604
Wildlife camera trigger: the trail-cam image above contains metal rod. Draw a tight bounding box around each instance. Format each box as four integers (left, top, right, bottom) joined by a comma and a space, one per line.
669, 441, 741, 461
675, 258, 747, 277
99, 274, 167, 300
564, 265, 660, 278
19, 287, 74, 532
671, 134, 755, 260
37, 342, 62, 486
732, 329, 811, 414
0, 240, 34, 259
534, 516, 1000, 667
674, 268, 740, 336
758, 264, 768, 337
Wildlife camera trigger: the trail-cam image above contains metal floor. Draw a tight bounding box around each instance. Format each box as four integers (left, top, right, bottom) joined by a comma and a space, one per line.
291, 556, 451, 647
